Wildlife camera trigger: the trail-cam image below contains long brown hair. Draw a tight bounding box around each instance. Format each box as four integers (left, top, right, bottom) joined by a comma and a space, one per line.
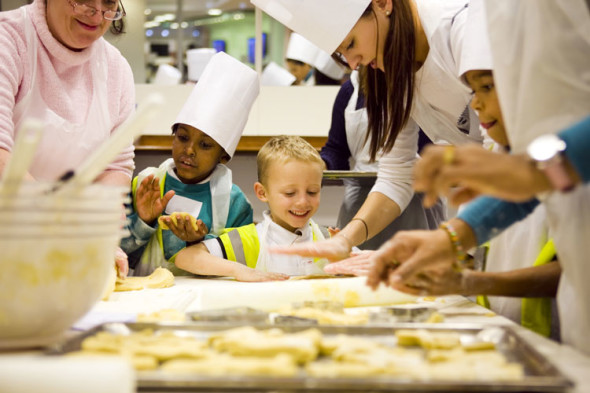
363, 1, 415, 161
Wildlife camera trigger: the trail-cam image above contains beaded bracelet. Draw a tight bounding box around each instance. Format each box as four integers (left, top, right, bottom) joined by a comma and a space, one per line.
439, 221, 467, 266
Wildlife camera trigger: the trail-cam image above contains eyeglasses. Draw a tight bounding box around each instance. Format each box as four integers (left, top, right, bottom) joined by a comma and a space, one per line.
67, 0, 126, 21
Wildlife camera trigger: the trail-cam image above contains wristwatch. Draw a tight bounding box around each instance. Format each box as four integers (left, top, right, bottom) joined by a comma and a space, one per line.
527, 134, 575, 192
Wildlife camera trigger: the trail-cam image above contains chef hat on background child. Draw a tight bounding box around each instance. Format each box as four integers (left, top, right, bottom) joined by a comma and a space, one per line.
261, 61, 297, 86
285, 33, 321, 66
186, 48, 217, 82
314, 50, 346, 81
251, 0, 371, 54
173, 52, 260, 158
458, 0, 493, 86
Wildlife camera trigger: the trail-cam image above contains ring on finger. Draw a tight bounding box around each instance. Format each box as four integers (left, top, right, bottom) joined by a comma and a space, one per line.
443, 146, 455, 165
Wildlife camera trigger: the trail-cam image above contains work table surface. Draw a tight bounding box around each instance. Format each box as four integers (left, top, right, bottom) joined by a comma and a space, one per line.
2, 277, 589, 392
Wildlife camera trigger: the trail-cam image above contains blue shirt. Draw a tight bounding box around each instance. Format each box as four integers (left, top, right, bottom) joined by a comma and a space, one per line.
121, 166, 253, 268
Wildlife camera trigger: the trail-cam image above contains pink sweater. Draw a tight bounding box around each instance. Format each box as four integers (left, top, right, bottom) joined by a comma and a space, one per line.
0, 0, 135, 178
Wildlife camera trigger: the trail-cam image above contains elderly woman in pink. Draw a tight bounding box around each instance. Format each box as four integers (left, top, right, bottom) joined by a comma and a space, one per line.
0, 0, 135, 275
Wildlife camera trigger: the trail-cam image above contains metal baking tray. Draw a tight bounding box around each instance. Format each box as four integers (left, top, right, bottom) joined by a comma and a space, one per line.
47, 322, 573, 392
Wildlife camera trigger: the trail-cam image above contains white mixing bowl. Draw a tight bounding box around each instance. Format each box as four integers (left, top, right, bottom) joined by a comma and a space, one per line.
0, 184, 127, 349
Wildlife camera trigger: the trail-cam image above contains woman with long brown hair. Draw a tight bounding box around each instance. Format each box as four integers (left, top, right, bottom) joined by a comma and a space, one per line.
252, 0, 490, 265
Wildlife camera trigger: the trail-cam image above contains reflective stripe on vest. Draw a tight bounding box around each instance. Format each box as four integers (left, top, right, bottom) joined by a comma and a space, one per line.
219, 221, 329, 270
521, 239, 555, 337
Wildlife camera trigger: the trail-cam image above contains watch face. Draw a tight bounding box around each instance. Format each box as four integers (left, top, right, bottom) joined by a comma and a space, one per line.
527, 134, 566, 162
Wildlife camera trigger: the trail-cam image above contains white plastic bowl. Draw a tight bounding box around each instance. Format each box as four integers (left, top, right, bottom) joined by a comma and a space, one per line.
0, 183, 128, 348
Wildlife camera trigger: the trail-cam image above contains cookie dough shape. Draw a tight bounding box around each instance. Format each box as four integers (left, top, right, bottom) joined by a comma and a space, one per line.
115, 267, 175, 292
158, 212, 199, 231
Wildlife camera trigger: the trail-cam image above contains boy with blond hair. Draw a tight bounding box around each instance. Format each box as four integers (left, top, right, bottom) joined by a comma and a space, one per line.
175, 135, 332, 280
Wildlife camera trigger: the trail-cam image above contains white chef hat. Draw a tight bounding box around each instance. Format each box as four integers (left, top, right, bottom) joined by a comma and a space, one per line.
173, 52, 260, 158
458, 0, 493, 86
153, 64, 182, 85
251, 0, 371, 54
285, 32, 320, 65
314, 50, 346, 80
261, 61, 297, 86
186, 48, 217, 82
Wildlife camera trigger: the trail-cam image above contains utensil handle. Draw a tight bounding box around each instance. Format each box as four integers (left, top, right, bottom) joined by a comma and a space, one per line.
0, 119, 43, 193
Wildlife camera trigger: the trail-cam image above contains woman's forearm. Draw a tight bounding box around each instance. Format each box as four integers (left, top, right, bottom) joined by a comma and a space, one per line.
339, 191, 401, 247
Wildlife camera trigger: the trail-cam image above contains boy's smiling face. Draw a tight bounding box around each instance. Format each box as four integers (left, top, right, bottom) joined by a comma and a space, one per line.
255, 159, 323, 233
171, 124, 228, 184
465, 70, 509, 148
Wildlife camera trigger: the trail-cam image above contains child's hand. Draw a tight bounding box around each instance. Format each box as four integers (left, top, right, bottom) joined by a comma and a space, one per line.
323, 250, 374, 276
114, 246, 129, 278
234, 266, 289, 282
135, 174, 175, 225
161, 214, 208, 243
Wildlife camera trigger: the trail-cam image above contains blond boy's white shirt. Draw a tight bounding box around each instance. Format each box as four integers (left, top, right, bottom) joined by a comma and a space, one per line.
203, 211, 325, 276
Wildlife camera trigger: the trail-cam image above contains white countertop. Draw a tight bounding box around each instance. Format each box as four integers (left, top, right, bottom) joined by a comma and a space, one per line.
2, 276, 589, 392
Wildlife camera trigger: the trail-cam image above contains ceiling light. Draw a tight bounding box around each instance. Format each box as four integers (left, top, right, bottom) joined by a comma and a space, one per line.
208, 8, 222, 16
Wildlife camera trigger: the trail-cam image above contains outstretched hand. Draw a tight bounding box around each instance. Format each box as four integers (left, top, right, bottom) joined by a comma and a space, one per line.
234, 267, 289, 282
323, 250, 375, 276
135, 174, 175, 225
269, 235, 352, 262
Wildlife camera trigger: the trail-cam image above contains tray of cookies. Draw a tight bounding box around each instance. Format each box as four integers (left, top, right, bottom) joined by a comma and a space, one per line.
47, 322, 573, 392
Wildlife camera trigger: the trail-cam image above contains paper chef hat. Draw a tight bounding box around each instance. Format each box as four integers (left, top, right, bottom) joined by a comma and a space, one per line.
314, 50, 346, 80
458, 0, 493, 86
173, 52, 260, 158
251, 0, 371, 54
153, 64, 182, 85
285, 33, 320, 65
186, 48, 217, 82
261, 61, 297, 86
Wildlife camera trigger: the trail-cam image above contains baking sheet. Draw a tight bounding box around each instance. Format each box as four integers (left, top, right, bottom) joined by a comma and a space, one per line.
47, 323, 573, 392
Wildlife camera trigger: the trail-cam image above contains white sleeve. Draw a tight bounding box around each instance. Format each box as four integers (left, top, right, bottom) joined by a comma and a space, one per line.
203, 238, 224, 258
370, 119, 419, 212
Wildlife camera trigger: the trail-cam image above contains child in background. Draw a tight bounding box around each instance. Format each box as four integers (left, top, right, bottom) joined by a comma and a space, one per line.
175, 136, 333, 280
456, 69, 561, 340
121, 52, 258, 276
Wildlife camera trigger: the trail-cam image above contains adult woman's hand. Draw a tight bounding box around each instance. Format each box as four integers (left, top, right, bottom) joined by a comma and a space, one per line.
414, 144, 551, 207
323, 250, 375, 276
135, 174, 175, 225
270, 234, 352, 262
366, 229, 454, 294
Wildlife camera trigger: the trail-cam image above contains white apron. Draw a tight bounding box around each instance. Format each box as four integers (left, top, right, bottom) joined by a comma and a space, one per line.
412, 0, 483, 146
545, 185, 590, 354
339, 72, 446, 250
485, 205, 550, 325
12, 8, 112, 181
